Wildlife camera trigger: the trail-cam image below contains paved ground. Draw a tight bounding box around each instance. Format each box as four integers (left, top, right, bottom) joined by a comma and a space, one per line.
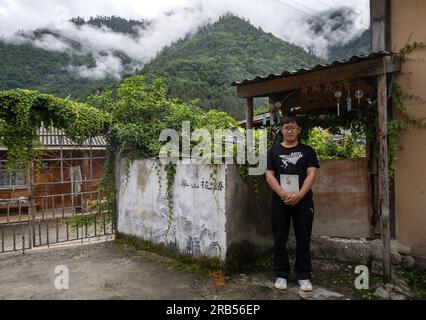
0, 240, 358, 300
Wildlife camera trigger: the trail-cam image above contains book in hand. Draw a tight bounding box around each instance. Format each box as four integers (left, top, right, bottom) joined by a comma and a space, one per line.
280, 174, 299, 193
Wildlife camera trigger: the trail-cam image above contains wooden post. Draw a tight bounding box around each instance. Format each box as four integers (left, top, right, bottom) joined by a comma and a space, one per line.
370, 0, 387, 52
246, 97, 254, 130
371, 0, 392, 283
377, 70, 392, 283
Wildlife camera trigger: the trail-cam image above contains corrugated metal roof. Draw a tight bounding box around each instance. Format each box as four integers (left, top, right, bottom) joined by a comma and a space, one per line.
231, 51, 396, 86
37, 127, 106, 148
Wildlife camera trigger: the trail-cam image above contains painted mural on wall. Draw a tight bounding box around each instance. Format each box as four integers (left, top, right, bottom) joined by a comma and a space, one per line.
117, 159, 227, 259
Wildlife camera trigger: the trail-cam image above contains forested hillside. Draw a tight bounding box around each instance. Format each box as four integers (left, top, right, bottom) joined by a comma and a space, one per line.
140, 14, 325, 118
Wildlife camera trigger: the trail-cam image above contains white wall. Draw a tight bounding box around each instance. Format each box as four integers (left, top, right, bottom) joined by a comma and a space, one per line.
117, 159, 227, 259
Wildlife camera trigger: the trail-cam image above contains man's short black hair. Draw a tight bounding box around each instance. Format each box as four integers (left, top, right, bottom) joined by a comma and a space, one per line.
280, 115, 301, 127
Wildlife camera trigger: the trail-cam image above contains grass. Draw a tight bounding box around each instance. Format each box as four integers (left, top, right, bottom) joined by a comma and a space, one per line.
305, 259, 383, 300
395, 268, 426, 299
115, 233, 222, 277
357, 273, 382, 300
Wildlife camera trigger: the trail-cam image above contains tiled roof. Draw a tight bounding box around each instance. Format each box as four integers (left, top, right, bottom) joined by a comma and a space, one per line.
37, 127, 106, 148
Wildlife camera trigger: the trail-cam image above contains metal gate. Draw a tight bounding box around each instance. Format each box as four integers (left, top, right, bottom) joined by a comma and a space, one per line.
0, 128, 115, 253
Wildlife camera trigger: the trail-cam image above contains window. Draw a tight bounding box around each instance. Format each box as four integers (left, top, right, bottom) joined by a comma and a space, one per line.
70, 166, 82, 194
0, 161, 28, 188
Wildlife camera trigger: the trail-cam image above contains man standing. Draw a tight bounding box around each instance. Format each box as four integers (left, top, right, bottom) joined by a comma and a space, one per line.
266, 116, 319, 292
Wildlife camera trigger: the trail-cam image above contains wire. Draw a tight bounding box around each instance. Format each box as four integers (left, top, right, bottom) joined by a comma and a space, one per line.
328, 0, 347, 7
313, 0, 334, 9
320, 0, 358, 15
274, 0, 325, 23
286, 0, 322, 15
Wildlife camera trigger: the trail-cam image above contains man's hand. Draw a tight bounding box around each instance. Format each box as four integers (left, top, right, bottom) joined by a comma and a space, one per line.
283, 192, 303, 206
279, 190, 291, 203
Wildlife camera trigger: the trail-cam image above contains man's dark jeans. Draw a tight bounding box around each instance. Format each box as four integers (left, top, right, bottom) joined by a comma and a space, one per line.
271, 197, 314, 280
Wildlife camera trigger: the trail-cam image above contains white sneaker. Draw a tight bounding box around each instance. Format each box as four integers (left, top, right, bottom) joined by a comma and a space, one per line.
274, 277, 287, 290
298, 279, 313, 292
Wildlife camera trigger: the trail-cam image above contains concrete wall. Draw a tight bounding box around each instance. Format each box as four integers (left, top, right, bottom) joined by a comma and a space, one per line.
225, 164, 273, 251
312, 158, 372, 238
224, 159, 372, 245
392, 0, 426, 257
117, 157, 372, 259
116, 159, 227, 259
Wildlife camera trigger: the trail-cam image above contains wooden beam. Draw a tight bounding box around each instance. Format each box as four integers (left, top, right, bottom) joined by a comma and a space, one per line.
236, 56, 400, 98
246, 97, 254, 130
377, 72, 392, 283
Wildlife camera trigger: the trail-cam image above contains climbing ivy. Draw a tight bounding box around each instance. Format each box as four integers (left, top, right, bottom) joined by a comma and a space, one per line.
398, 41, 426, 61
0, 89, 111, 172
384, 41, 426, 176
92, 75, 237, 226
236, 127, 265, 205
0, 89, 114, 227
165, 162, 176, 236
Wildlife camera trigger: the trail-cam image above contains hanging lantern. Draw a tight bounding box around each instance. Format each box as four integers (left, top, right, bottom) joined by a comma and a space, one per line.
346, 97, 352, 111
334, 91, 342, 116
346, 83, 352, 111
355, 89, 364, 106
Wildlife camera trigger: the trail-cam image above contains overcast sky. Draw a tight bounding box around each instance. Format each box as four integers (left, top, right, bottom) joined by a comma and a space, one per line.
0, 0, 370, 79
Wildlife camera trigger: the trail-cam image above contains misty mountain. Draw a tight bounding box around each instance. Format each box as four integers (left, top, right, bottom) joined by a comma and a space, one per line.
0, 16, 146, 100
139, 14, 325, 119
327, 29, 370, 62
0, 14, 368, 118
70, 15, 150, 36
0, 41, 120, 100
305, 7, 371, 60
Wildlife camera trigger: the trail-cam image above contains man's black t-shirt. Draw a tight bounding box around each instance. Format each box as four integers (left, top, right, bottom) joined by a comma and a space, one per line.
267, 143, 320, 203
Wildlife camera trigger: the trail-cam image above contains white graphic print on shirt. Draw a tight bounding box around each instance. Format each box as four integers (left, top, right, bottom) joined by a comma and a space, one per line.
279, 152, 303, 169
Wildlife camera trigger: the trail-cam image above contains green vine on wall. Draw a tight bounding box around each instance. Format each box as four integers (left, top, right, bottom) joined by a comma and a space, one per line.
165, 162, 176, 236
387, 82, 426, 176
99, 138, 119, 223
398, 41, 426, 61
385, 41, 426, 176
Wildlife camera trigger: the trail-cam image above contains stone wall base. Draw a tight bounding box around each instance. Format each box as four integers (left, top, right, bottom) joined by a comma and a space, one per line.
286, 235, 421, 273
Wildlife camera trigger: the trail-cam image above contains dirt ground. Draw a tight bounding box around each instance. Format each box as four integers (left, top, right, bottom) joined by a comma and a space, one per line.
0, 240, 364, 300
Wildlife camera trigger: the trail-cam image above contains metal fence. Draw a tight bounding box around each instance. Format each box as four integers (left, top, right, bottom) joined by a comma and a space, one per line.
0, 130, 115, 253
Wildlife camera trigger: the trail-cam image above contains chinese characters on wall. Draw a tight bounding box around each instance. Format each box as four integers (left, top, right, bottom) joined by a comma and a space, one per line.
180, 178, 224, 191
